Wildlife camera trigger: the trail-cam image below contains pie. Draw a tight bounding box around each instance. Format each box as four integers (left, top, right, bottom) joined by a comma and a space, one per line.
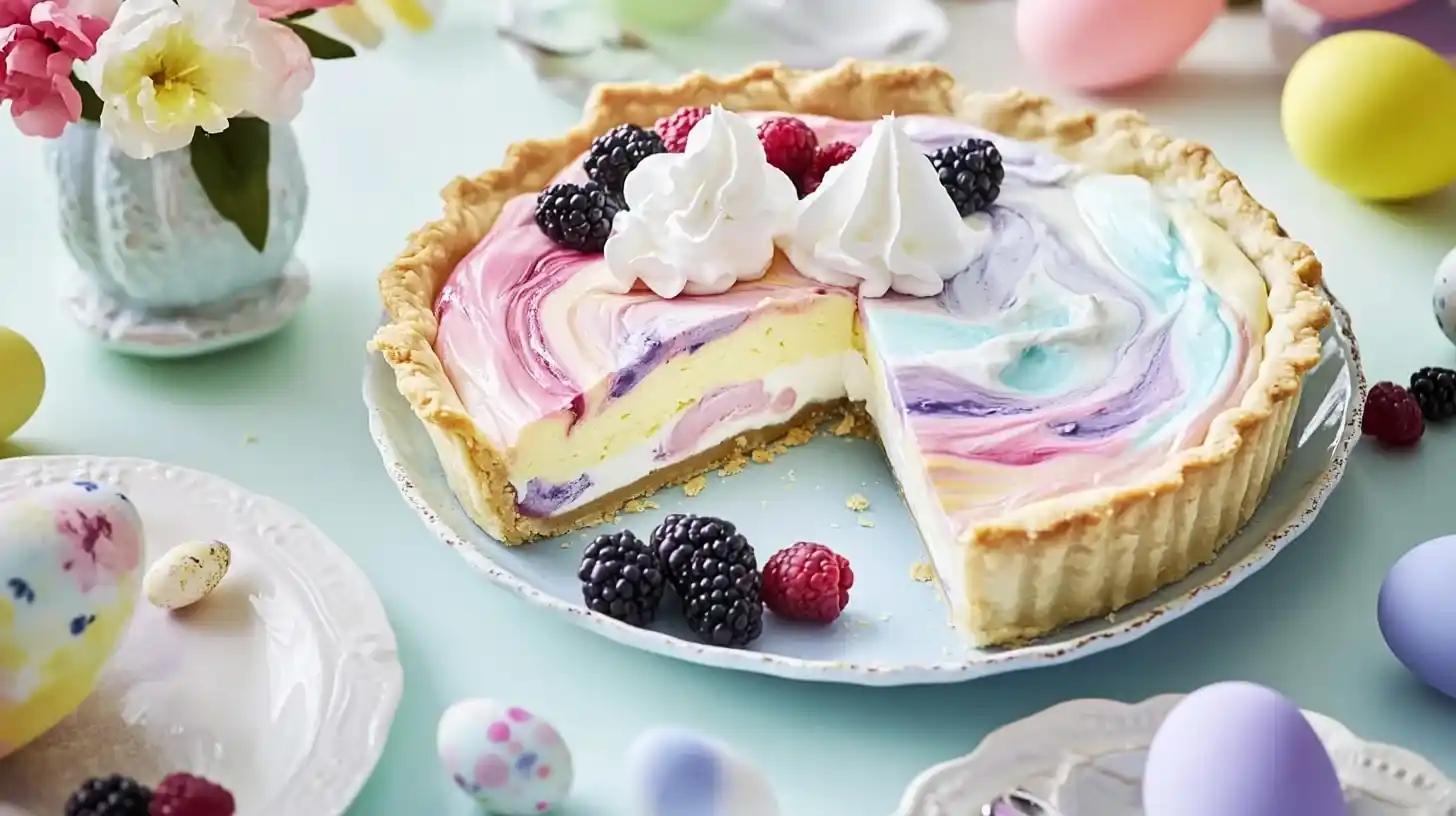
372, 61, 1329, 646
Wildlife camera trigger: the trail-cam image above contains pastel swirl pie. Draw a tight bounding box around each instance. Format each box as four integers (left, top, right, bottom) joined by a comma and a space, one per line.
374, 62, 1328, 646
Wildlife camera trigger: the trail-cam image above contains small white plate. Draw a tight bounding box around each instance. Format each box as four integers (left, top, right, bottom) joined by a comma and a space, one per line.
0, 457, 402, 815
364, 284, 1363, 686
896, 694, 1456, 814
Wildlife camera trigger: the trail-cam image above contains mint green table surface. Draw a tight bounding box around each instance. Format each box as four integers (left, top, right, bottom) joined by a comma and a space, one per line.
4, 3, 1456, 813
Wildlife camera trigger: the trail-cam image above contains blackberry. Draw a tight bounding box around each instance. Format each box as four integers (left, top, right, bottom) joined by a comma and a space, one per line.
650, 513, 753, 596
578, 529, 667, 626
682, 542, 765, 648
534, 181, 621, 253
1409, 366, 1456, 421
927, 138, 1004, 217
584, 124, 664, 196
65, 774, 153, 816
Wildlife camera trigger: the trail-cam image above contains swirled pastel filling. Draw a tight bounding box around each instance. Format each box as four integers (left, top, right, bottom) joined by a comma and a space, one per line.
433, 112, 1269, 605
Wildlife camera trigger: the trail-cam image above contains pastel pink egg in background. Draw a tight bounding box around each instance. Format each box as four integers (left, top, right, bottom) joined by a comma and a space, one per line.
1292, 0, 1420, 20
1015, 0, 1227, 91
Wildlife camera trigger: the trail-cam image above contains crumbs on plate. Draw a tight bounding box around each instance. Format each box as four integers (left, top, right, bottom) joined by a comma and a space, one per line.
683, 475, 708, 497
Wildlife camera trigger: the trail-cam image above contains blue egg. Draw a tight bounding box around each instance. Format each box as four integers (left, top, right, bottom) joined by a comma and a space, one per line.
626, 729, 779, 816
1379, 535, 1456, 697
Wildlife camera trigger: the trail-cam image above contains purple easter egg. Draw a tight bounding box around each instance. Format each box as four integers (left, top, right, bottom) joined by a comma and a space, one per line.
1379, 535, 1456, 697
1143, 682, 1346, 816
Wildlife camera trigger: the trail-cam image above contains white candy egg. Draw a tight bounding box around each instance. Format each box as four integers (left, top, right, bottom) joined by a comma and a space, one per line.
143, 540, 231, 610
437, 699, 573, 814
1433, 247, 1456, 346
626, 728, 780, 816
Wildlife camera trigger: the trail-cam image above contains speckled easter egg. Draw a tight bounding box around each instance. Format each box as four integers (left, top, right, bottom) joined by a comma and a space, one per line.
1433, 248, 1456, 345
1143, 682, 1345, 816
437, 699, 574, 814
144, 539, 231, 610
0, 482, 144, 758
0, 327, 45, 443
1016, 0, 1224, 91
626, 728, 780, 816
1379, 536, 1456, 697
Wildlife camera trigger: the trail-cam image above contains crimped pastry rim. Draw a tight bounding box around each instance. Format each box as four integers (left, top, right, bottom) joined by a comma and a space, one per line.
369, 59, 1331, 552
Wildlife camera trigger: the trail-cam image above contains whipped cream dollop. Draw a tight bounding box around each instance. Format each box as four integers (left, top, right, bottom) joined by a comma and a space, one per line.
604, 107, 800, 299
780, 116, 981, 298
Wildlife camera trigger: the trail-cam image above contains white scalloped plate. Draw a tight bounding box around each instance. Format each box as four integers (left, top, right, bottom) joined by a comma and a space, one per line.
897, 694, 1456, 814
364, 283, 1364, 686
0, 457, 402, 815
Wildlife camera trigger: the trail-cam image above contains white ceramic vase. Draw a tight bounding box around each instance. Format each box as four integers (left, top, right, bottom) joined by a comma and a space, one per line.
48, 121, 311, 357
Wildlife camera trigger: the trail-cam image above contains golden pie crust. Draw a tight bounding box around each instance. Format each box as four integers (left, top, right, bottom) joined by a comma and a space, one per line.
371, 60, 1330, 647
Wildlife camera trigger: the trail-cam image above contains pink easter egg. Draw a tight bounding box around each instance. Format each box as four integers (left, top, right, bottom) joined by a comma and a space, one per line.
1016, 0, 1225, 91
1292, 0, 1419, 20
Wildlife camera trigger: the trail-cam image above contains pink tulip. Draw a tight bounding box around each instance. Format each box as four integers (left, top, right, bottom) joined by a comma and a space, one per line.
0, 0, 107, 138
248, 0, 351, 19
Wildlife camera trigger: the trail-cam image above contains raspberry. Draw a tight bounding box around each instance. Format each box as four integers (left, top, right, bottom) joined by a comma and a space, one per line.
762, 542, 854, 623
150, 773, 235, 816
1363, 381, 1424, 447
802, 140, 856, 195
654, 106, 710, 153
757, 117, 818, 185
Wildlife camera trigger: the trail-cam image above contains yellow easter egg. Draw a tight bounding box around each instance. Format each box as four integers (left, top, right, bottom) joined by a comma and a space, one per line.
1281, 31, 1456, 201
0, 483, 143, 758
0, 327, 44, 442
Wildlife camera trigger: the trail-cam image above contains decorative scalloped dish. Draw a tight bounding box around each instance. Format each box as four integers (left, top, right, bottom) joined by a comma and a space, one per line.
0, 457, 402, 815
897, 695, 1456, 814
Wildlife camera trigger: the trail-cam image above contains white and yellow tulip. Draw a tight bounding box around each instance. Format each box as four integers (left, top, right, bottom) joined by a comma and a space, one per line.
86, 0, 315, 159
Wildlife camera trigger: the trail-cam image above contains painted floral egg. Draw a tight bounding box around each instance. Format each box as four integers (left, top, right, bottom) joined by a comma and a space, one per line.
437, 699, 574, 814
0, 481, 144, 758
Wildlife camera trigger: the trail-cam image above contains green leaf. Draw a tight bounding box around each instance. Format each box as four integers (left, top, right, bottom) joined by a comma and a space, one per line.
281, 20, 356, 59
189, 119, 271, 253
282, 8, 315, 20
70, 72, 103, 123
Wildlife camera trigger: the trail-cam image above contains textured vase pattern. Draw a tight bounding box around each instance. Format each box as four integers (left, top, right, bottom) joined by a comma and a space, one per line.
50, 122, 308, 311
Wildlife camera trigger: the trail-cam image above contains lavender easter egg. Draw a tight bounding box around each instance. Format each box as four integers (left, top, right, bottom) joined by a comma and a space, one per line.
1378, 536, 1456, 697
1144, 682, 1346, 816
626, 728, 780, 816
437, 699, 573, 814
0, 482, 144, 758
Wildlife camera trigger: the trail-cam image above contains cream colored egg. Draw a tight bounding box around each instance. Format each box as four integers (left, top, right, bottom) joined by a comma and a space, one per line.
0, 327, 45, 442
144, 540, 231, 610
